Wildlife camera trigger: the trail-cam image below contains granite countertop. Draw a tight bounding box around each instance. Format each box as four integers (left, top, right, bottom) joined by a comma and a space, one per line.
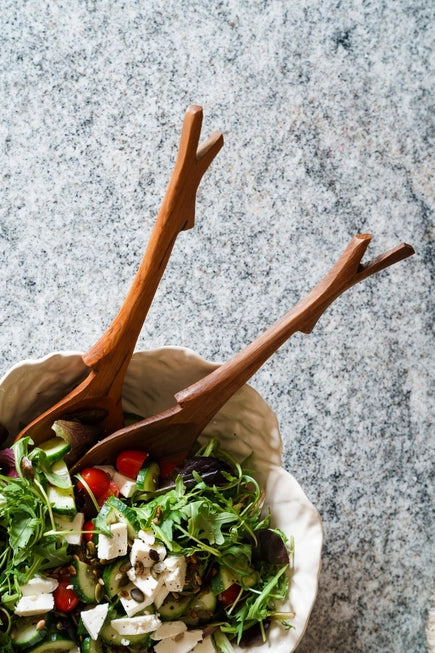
0, 2, 433, 651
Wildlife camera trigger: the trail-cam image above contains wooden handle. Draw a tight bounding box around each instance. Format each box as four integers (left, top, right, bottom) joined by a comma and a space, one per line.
175, 234, 414, 431
83, 106, 223, 378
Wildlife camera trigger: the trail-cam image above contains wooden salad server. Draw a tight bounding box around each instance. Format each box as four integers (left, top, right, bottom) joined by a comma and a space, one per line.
14, 106, 223, 446
70, 234, 414, 472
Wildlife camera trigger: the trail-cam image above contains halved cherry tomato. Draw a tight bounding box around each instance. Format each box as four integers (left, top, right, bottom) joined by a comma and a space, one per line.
76, 467, 110, 501
218, 583, 241, 607
115, 450, 149, 479
54, 577, 80, 612
98, 479, 120, 504
83, 519, 95, 543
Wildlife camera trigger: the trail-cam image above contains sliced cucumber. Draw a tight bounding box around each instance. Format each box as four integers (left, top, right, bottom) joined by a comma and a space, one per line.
12, 617, 48, 649
38, 437, 71, 464
211, 555, 258, 592
159, 594, 193, 621
47, 484, 76, 516
50, 458, 72, 482
101, 556, 131, 598
211, 565, 238, 595
27, 632, 75, 652
81, 637, 103, 653
99, 621, 151, 647
95, 495, 139, 539
71, 560, 99, 603
182, 589, 216, 626
136, 461, 160, 492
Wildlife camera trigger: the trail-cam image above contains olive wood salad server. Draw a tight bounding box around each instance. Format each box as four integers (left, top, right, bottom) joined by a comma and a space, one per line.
71, 234, 414, 472
14, 106, 223, 446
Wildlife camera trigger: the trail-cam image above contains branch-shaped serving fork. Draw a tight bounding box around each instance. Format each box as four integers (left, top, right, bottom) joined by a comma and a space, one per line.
15, 106, 223, 446
71, 234, 414, 472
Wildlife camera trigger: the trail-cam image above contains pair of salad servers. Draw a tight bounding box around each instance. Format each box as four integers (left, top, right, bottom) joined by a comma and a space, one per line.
12, 105, 414, 471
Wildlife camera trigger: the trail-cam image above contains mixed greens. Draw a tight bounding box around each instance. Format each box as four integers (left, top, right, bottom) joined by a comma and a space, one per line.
0, 432, 294, 652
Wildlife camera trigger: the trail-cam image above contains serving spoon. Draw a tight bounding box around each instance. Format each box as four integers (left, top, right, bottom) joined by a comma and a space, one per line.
70, 234, 414, 472
14, 106, 223, 446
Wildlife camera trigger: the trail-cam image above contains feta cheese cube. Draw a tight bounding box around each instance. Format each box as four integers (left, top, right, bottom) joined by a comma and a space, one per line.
152, 620, 187, 640
98, 522, 128, 560
110, 613, 161, 635
14, 593, 54, 616
120, 583, 156, 617
127, 568, 163, 607
130, 538, 166, 568
153, 630, 204, 653
20, 575, 59, 596
138, 529, 155, 545
162, 555, 186, 592
153, 583, 170, 609
81, 602, 109, 640
55, 512, 85, 545
112, 470, 137, 498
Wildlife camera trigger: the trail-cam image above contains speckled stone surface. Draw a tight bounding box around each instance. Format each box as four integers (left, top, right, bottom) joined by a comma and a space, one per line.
0, 1, 433, 651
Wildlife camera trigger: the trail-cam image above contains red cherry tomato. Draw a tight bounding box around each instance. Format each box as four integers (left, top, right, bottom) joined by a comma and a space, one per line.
218, 583, 241, 607
76, 467, 110, 500
115, 450, 149, 479
54, 577, 80, 612
99, 480, 120, 504
83, 519, 95, 543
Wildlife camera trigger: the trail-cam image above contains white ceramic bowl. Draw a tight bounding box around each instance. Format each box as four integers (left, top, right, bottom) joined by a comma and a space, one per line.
0, 347, 323, 652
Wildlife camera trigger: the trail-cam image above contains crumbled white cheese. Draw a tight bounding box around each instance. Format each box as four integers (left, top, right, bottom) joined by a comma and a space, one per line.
98, 522, 128, 560
20, 575, 59, 596
153, 630, 204, 653
153, 582, 170, 609
81, 602, 109, 640
113, 470, 137, 498
138, 529, 155, 545
152, 620, 187, 640
130, 538, 166, 568
55, 512, 85, 545
127, 568, 163, 607
110, 613, 161, 635
120, 583, 156, 617
14, 593, 54, 616
162, 555, 187, 592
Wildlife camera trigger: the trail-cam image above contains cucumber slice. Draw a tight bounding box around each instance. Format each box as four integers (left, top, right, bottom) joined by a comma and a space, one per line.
182, 589, 216, 626
99, 621, 151, 647
47, 484, 76, 516
101, 556, 131, 598
47, 459, 76, 515
81, 637, 103, 653
27, 632, 75, 652
11, 617, 47, 649
159, 594, 193, 621
211, 565, 238, 595
71, 560, 99, 603
211, 555, 258, 592
38, 437, 71, 464
95, 495, 139, 539
136, 461, 160, 492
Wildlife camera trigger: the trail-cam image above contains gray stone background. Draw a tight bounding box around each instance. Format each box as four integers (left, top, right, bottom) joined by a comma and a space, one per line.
0, 1, 433, 652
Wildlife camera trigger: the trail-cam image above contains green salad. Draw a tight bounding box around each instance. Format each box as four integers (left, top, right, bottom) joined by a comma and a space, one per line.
0, 433, 294, 652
